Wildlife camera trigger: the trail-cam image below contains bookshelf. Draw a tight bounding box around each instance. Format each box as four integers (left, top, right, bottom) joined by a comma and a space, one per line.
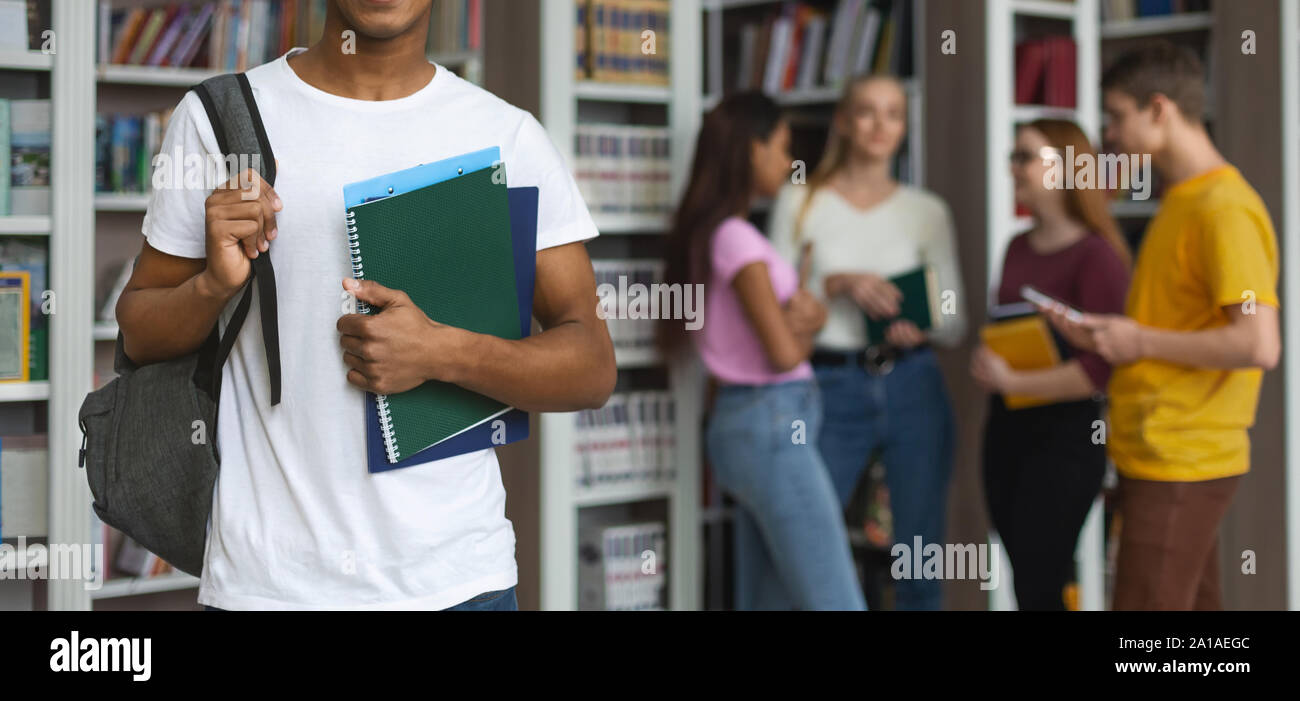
698, 0, 923, 610
1099, 0, 1214, 253
984, 0, 1106, 612
536, 0, 702, 610
1283, 0, 1299, 612
702, 0, 924, 189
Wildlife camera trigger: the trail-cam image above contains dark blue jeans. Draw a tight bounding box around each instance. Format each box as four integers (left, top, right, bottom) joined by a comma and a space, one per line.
813, 348, 955, 611
203, 586, 518, 611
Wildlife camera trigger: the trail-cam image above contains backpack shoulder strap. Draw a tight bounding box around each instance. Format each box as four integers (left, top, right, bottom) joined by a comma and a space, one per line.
189, 72, 282, 406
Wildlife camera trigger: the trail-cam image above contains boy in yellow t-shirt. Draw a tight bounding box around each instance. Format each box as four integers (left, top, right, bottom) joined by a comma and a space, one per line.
1045, 43, 1281, 611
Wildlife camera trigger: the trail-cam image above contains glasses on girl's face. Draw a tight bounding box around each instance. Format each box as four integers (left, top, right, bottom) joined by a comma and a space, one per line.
1009, 146, 1061, 167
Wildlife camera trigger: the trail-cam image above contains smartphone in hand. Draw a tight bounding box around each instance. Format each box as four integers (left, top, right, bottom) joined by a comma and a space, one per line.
1020, 285, 1085, 323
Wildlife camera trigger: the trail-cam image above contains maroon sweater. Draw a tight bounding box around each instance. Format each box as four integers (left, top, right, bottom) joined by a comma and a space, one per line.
996, 232, 1131, 391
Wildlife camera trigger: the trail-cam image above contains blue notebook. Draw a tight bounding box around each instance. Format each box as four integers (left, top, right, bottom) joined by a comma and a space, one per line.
363, 186, 538, 473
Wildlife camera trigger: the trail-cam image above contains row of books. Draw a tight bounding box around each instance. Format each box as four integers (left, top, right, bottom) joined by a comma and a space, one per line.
574, 124, 672, 220
0, 0, 50, 53
0, 434, 45, 538
95, 110, 174, 196
89, 509, 178, 581
1, 99, 50, 217
574, 391, 677, 489
592, 259, 664, 356
426, 0, 481, 56
1015, 36, 1076, 108
733, 0, 909, 96
575, 0, 670, 85
1101, 0, 1210, 22
0, 237, 47, 382
596, 523, 667, 611
98, 0, 329, 72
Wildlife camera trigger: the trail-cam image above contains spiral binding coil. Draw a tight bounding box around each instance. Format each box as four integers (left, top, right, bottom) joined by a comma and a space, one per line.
346, 207, 401, 463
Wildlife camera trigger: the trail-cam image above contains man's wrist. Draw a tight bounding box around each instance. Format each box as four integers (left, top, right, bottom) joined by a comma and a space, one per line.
193, 270, 237, 305
1134, 323, 1149, 361
1001, 370, 1025, 396
426, 324, 478, 385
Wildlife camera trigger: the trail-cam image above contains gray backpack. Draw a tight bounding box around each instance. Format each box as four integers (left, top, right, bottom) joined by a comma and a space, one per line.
78, 72, 282, 577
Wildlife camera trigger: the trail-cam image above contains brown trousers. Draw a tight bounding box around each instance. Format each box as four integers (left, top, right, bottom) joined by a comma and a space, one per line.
1112, 474, 1242, 610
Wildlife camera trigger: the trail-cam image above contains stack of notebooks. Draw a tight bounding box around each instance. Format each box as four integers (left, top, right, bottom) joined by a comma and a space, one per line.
980, 301, 1070, 410
342, 147, 535, 471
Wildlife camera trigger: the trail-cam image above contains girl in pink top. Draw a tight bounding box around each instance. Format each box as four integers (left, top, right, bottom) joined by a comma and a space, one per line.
659, 92, 864, 610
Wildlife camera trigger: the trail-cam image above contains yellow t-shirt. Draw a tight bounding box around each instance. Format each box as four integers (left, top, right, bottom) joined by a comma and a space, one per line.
1107, 166, 1279, 482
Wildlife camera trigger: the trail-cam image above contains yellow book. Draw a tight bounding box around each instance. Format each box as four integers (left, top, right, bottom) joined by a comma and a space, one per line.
980, 314, 1060, 410
0, 271, 31, 383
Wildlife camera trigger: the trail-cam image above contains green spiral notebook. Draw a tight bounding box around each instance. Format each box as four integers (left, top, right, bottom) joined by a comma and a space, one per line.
345, 162, 520, 463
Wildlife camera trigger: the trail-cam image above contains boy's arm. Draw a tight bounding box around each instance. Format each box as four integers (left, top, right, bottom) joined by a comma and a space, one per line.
338, 240, 617, 412
118, 169, 281, 365
1048, 305, 1280, 370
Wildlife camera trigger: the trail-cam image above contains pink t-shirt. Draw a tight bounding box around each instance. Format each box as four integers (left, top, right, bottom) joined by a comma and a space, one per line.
692, 217, 814, 385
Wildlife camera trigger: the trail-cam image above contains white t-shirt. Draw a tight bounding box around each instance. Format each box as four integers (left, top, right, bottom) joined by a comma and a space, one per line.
768, 183, 967, 350
142, 48, 598, 610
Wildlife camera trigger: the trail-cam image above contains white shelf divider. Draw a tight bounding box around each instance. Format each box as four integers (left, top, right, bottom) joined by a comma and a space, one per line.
1281, 0, 1299, 612
575, 80, 672, 104
987, 0, 1104, 612
538, 0, 701, 611
0, 215, 52, 234
0, 50, 53, 71
90, 572, 200, 600
1100, 11, 1212, 39
47, 0, 98, 612
96, 63, 219, 87
0, 381, 50, 403
1011, 0, 1082, 20
94, 193, 151, 212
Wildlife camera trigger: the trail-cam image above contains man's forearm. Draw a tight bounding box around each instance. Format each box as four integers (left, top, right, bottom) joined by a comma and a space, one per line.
118, 272, 236, 365
438, 320, 616, 412
1137, 322, 1273, 370
1005, 360, 1096, 402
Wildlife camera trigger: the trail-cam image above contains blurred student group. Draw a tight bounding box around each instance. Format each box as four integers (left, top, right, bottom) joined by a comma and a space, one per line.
656, 9, 1276, 610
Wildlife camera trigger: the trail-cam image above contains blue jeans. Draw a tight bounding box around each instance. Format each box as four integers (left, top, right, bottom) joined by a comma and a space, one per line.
443, 587, 518, 611
814, 348, 955, 611
706, 379, 866, 611
202, 586, 518, 611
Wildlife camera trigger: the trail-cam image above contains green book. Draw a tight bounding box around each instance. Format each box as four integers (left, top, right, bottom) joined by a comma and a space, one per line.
863, 265, 943, 345
346, 165, 520, 463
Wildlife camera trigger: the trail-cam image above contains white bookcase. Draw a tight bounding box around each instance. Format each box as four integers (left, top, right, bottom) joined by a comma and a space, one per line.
696, 0, 924, 610
1282, 0, 1299, 612
536, 0, 702, 610
984, 0, 1105, 612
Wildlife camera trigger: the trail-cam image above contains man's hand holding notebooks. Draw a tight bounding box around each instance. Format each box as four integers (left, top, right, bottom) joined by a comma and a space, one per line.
339, 147, 525, 466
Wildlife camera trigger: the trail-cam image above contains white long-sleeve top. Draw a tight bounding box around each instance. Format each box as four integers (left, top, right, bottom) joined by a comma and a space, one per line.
769, 182, 968, 351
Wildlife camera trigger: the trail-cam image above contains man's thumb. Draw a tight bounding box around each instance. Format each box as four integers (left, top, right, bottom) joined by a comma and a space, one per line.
345, 278, 402, 309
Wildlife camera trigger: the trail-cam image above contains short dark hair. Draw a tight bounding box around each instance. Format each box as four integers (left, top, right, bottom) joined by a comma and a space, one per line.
1101, 41, 1206, 124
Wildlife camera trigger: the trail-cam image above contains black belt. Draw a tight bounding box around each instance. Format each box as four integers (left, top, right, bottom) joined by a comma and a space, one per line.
811, 344, 930, 376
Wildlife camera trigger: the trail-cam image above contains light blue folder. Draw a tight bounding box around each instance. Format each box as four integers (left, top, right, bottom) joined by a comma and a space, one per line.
342, 146, 501, 207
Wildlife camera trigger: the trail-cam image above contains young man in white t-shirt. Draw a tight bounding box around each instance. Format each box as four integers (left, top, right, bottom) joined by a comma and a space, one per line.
116, 0, 616, 610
